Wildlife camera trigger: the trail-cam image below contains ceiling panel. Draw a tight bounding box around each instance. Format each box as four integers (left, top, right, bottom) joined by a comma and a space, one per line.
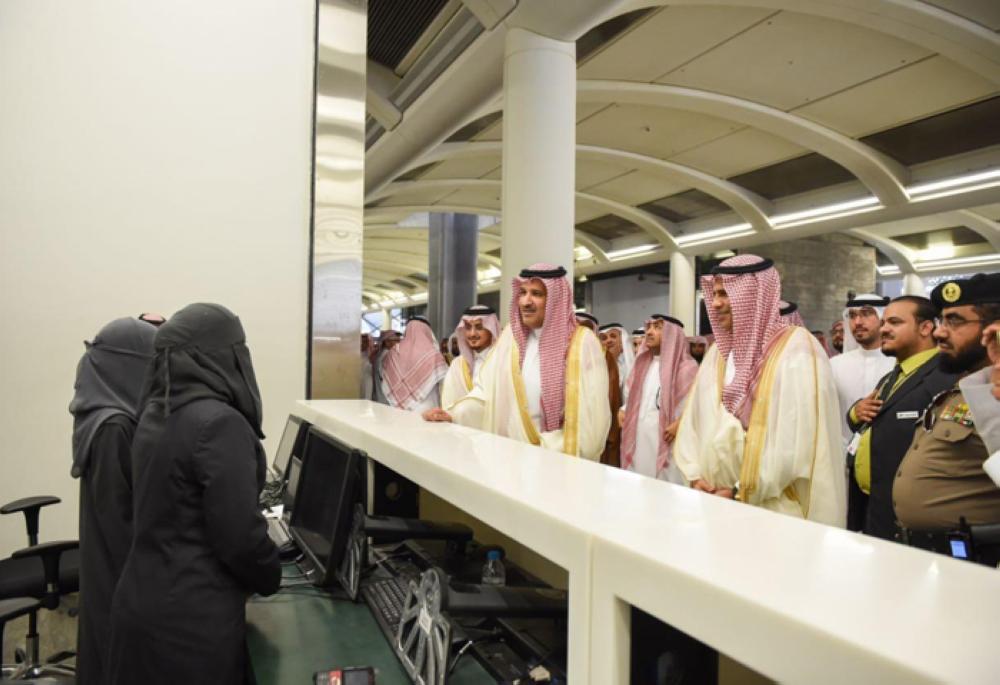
577, 5, 774, 83
472, 119, 503, 141
657, 11, 931, 111
420, 156, 501, 180
925, 0, 1000, 30
434, 187, 501, 209
576, 214, 644, 240
670, 127, 806, 178
374, 186, 456, 206
585, 170, 686, 206
576, 103, 741, 160
795, 57, 997, 137
575, 200, 607, 224
481, 166, 502, 180
576, 158, 634, 190
577, 102, 611, 122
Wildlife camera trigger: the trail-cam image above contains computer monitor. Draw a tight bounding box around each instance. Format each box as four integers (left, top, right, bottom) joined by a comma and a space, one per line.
272, 415, 308, 480
288, 427, 367, 586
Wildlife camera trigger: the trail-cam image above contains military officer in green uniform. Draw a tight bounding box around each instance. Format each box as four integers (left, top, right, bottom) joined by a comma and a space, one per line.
893, 272, 1000, 565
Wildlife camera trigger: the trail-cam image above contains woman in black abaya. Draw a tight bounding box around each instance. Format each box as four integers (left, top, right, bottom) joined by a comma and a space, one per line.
108, 303, 280, 685
70, 316, 157, 685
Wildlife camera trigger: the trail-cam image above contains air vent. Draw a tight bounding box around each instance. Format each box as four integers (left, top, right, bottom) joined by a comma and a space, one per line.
576, 214, 643, 240
368, 0, 450, 71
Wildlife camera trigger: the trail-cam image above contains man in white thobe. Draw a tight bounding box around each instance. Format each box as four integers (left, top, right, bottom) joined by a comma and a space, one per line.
619, 315, 698, 484
381, 317, 448, 413
424, 264, 611, 460
440, 305, 500, 409
674, 254, 845, 526
599, 323, 635, 392
829, 294, 894, 445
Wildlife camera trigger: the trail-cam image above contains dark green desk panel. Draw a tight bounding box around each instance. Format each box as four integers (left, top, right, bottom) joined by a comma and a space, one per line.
247, 584, 493, 685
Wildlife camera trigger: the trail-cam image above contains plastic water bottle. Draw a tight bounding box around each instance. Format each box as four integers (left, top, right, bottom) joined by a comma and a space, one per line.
481, 550, 506, 586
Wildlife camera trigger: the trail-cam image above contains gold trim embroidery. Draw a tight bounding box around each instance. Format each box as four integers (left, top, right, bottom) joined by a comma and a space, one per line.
511, 339, 542, 446
561, 327, 588, 457
461, 358, 473, 391
738, 327, 797, 502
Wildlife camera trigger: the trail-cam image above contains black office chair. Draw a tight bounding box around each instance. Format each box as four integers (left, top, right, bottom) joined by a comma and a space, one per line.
0, 497, 78, 681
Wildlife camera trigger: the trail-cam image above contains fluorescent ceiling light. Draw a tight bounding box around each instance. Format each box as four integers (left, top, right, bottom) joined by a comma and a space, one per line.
915, 253, 1000, 270
771, 197, 881, 229
606, 244, 660, 260
675, 223, 754, 247
574, 245, 593, 261
478, 266, 501, 280
876, 265, 901, 276
907, 168, 1000, 201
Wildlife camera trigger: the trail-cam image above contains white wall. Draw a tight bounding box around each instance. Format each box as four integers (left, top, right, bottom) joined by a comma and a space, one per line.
591, 273, 671, 331
0, 1, 315, 554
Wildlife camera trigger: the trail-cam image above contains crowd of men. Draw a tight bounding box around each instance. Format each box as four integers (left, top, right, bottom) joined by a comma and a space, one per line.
365, 257, 1000, 563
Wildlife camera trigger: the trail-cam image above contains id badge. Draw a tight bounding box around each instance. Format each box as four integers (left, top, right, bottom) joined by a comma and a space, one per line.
847, 432, 861, 457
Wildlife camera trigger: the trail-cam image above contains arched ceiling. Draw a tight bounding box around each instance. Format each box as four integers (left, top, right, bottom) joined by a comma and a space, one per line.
353, 1, 1000, 309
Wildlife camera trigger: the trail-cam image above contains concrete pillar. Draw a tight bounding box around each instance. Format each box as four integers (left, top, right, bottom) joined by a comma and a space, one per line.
428, 212, 479, 339
669, 251, 696, 331
381, 309, 392, 331
903, 272, 925, 296
500, 28, 576, 322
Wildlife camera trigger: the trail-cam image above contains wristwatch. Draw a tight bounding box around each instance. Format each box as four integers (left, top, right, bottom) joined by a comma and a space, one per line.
732, 481, 741, 502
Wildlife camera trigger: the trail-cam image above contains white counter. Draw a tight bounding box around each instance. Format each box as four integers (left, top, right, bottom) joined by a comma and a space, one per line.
293, 400, 1000, 684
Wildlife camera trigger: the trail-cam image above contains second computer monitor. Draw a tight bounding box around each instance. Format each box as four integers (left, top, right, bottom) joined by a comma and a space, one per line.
289, 427, 367, 586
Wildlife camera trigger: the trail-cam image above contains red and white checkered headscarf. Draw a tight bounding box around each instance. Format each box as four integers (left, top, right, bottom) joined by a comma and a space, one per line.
701, 254, 788, 427
779, 300, 806, 328
382, 318, 449, 410
454, 306, 500, 376
510, 264, 577, 432
621, 317, 699, 472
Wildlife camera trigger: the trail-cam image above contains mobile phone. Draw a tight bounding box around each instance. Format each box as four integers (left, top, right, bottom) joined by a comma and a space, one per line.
947, 531, 973, 560
314, 666, 376, 685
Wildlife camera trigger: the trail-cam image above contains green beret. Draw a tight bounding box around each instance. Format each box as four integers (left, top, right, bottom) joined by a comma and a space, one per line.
930, 273, 1000, 309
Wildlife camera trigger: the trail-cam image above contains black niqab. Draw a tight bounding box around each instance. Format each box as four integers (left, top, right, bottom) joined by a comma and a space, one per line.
69, 318, 157, 478
143, 303, 264, 438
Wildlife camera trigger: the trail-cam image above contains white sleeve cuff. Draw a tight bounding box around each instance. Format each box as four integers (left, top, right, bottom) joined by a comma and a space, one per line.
983, 451, 1000, 489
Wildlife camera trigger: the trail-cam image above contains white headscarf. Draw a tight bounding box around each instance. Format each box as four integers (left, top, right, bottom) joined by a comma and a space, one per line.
841, 294, 890, 353
599, 323, 635, 382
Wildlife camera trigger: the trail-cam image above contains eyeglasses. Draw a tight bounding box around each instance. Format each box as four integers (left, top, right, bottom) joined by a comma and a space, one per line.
934, 316, 985, 331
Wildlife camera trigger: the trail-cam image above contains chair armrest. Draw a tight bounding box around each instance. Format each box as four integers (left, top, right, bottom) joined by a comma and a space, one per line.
11, 541, 79, 609
1, 496, 61, 547
0, 597, 41, 625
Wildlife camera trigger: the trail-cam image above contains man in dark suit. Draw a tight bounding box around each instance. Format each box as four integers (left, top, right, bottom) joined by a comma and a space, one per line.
846, 295, 960, 540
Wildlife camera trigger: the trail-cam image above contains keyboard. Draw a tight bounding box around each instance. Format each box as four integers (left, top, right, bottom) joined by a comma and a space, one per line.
363, 577, 410, 634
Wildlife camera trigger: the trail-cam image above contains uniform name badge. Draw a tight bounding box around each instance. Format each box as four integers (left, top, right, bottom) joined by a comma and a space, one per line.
847, 432, 861, 456
896, 410, 920, 420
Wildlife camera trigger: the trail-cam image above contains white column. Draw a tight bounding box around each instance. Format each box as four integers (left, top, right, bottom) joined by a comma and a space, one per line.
669, 251, 697, 331
500, 28, 576, 322
903, 272, 925, 296
381, 309, 393, 331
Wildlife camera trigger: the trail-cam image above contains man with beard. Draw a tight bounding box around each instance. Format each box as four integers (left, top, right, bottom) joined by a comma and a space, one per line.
846, 296, 959, 539
599, 323, 635, 392
832, 295, 895, 446
892, 274, 1000, 559
631, 328, 645, 355
831, 294, 895, 530
441, 305, 500, 408
619, 315, 698, 483
575, 311, 623, 466
831, 320, 845, 354
673, 255, 844, 525
423, 264, 610, 459
687, 335, 708, 365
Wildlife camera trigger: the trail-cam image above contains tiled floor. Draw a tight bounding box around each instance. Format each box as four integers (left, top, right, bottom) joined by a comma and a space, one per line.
2, 592, 78, 668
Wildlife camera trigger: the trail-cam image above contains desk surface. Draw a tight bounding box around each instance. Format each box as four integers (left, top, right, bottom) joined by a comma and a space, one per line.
294, 400, 1000, 684
247, 572, 492, 684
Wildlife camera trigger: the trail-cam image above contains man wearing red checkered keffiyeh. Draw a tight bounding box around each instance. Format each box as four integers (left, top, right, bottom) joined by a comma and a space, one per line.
381, 317, 449, 412
673, 254, 846, 527
423, 264, 611, 459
